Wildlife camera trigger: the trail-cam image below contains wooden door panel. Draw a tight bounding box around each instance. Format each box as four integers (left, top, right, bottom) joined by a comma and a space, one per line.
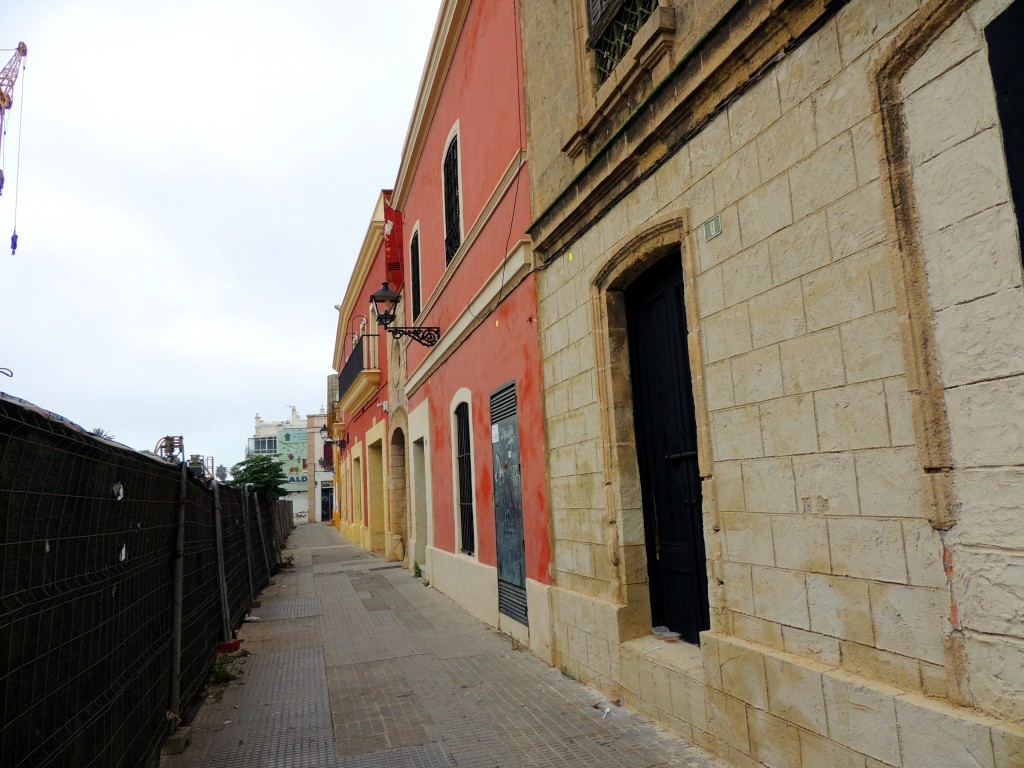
626, 256, 709, 643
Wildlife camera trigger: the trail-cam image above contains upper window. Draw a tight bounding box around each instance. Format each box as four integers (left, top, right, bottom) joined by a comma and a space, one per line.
249, 436, 277, 455
589, 0, 657, 85
443, 134, 462, 265
410, 229, 422, 320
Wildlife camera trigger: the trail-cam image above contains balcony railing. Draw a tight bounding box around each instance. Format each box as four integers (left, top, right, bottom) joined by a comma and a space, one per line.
338, 334, 377, 397
336, 334, 380, 415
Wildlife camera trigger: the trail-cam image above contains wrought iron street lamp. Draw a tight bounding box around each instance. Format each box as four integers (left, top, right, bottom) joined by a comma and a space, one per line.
370, 282, 440, 346
320, 425, 349, 453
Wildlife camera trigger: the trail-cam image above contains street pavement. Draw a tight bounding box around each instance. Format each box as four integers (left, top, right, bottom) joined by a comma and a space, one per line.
162, 522, 725, 768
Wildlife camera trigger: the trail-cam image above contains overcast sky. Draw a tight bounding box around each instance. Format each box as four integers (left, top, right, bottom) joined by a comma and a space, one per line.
0, 1, 442, 470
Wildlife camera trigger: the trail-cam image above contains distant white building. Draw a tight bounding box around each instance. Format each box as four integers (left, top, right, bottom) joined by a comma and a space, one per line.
247, 406, 314, 519
306, 410, 334, 524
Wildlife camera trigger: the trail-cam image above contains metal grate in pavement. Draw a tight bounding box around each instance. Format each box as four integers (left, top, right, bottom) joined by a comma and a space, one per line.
254, 596, 322, 621
335, 742, 454, 768
164, 648, 336, 768
241, 615, 322, 654
313, 548, 371, 566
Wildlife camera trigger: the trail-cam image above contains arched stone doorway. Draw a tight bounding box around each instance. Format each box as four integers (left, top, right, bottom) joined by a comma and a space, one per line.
366, 440, 385, 553
388, 428, 408, 563
589, 211, 717, 643
623, 253, 709, 642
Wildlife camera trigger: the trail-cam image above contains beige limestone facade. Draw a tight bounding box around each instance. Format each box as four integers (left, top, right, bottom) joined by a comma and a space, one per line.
520, 0, 1024, 765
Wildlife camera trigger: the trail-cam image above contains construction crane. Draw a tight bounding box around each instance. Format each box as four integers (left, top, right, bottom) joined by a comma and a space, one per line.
0, 42, 27, 197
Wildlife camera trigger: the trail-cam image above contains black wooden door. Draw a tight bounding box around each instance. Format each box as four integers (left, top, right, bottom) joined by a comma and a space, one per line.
987, 0, 1024, 265
320, 487, 333, 522
490, 382, 528, 625
625, 255, 709, 643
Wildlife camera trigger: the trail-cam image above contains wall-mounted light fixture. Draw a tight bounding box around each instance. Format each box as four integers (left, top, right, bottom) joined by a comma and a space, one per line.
321, 425, 350, 455
370, 282, 440, 346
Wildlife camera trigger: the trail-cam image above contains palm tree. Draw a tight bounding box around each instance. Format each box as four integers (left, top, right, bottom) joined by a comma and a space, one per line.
90, 427, 115, 440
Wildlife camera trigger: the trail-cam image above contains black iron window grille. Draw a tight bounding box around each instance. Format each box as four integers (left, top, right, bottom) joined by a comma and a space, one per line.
590, 0, 657, 85
410, 230, 422, 319
443, 136, 461, 265
455, 401, 475, 555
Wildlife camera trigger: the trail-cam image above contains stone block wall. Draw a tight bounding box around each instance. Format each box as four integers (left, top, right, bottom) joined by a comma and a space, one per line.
898, 0, 1024, 725
526, 0, 1024, 764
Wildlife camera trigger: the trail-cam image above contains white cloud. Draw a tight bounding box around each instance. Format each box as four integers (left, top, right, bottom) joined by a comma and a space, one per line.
0, 0, 441, 469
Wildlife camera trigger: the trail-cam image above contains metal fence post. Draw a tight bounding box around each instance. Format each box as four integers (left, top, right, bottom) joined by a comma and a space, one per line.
241, 490, 255, 603
274, 500, 285, 555
211, 481, 232, 642
168, 459, 187, 725
252, 492, 274, 575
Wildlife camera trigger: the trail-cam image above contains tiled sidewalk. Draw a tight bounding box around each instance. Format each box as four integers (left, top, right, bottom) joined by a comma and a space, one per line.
162, 523, 724, 768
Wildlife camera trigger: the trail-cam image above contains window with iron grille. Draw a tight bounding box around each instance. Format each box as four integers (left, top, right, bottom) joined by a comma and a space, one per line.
590, 0, 657, 85
455, 401, 475, 555
410, 230, 422, 319
443, 136, 462, 265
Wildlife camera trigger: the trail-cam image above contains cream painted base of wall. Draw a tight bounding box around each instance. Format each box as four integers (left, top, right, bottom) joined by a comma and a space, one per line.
427, 546, 499, 627
339, 521, 365, 546
426, 548, 555, 663
498, 613, 529, 649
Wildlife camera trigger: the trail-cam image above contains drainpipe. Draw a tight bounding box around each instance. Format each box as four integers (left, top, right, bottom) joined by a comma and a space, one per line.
212, 480, 232, 641
168, 458, 187, 726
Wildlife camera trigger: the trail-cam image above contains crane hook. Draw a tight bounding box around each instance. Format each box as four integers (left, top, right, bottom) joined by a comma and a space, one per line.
10, 229, 17, 255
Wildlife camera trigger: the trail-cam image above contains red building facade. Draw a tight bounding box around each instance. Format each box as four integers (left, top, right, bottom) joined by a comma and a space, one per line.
331, 0, 551, 655
330, 193, 396, 557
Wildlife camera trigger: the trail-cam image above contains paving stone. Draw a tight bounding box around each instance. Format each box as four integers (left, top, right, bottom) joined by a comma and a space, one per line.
257, 596, 323, 621
163, 524, 724, 768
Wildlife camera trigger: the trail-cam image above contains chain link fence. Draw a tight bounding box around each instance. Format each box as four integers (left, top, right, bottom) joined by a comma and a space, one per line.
0, 394, 294, 767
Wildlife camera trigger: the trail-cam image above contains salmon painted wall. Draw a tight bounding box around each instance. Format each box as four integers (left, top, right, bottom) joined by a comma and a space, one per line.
397, 0, 546, 583
402, 0, 530, 375
416, 276, 550, 585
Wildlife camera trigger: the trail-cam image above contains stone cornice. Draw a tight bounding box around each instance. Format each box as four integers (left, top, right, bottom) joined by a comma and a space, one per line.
530, 0, 846, 262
